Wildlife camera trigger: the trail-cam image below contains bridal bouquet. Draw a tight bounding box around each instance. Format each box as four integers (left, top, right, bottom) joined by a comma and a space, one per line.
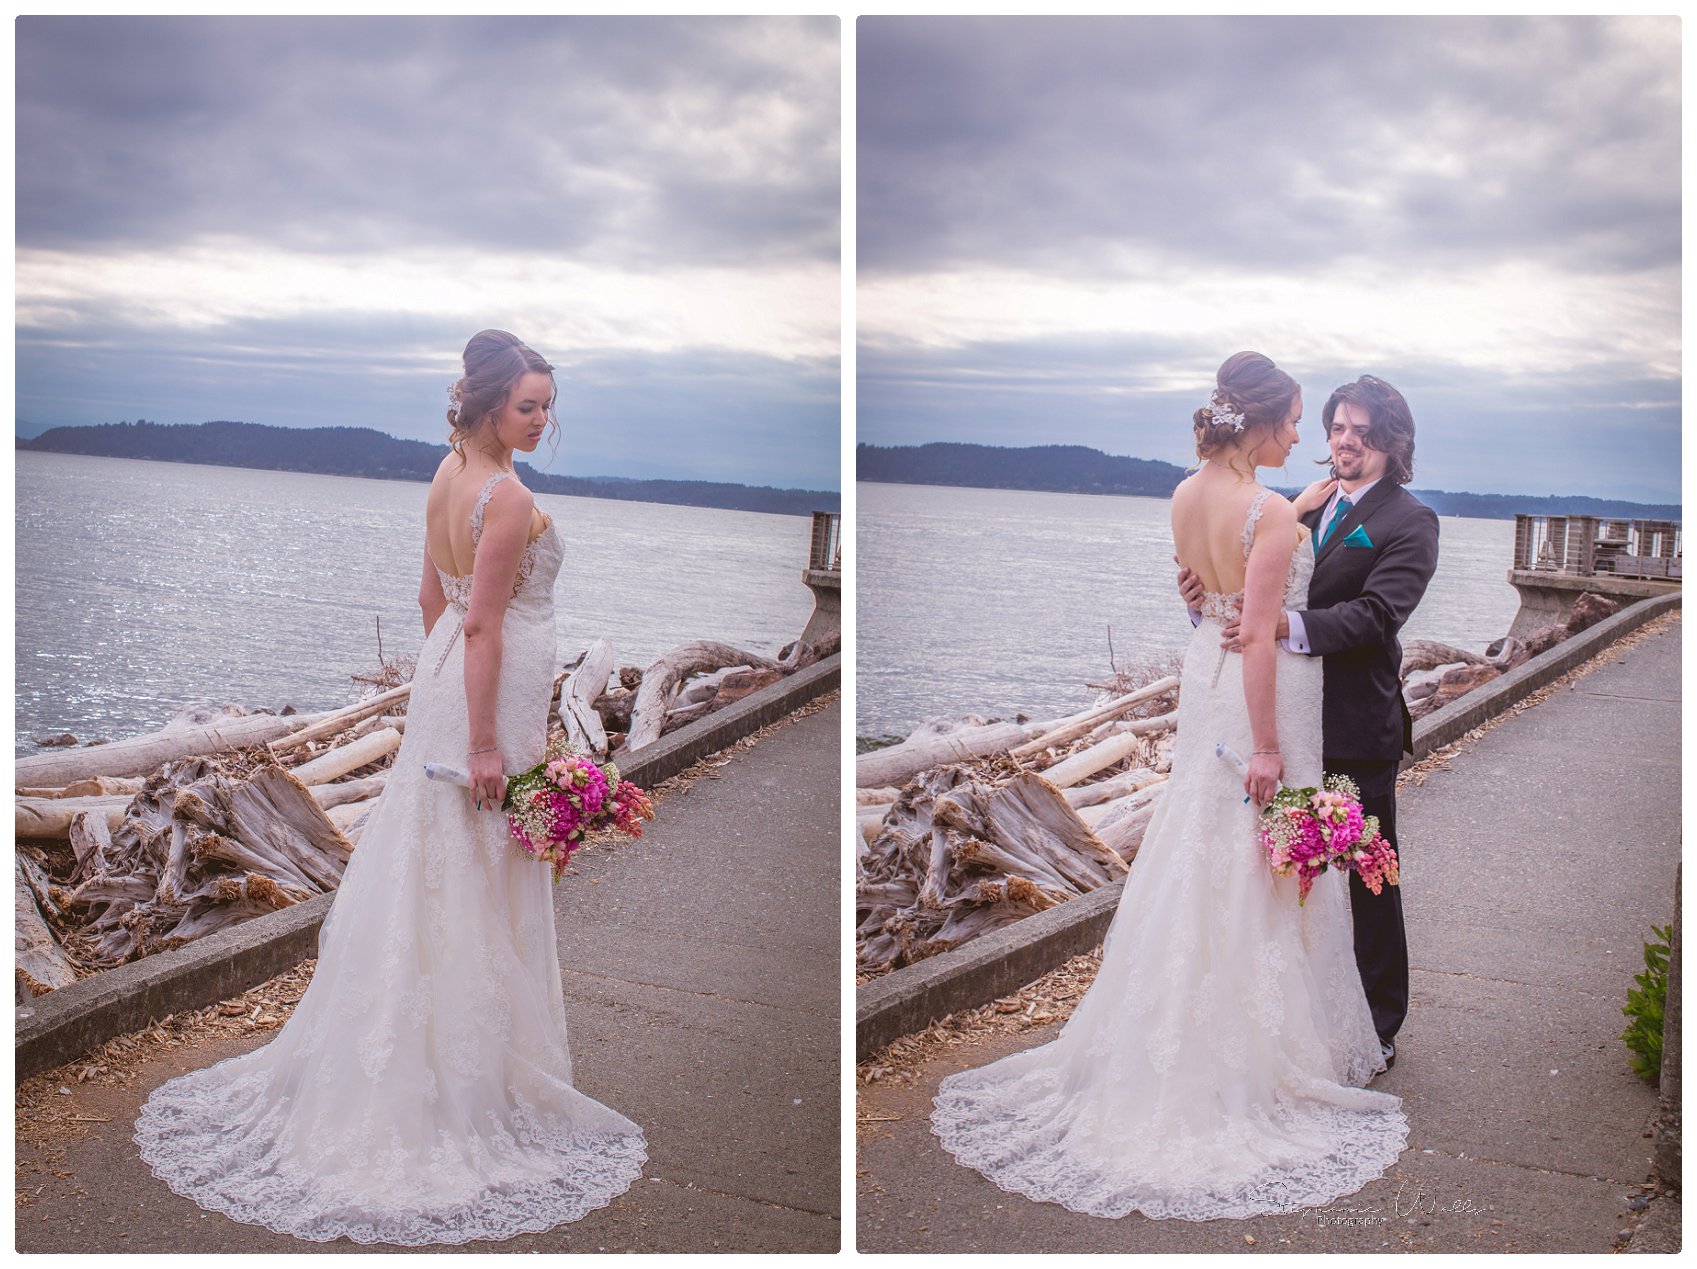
1260, 776, 1398, 904
1214, 745, 1398, 904
426, 736, 654, 879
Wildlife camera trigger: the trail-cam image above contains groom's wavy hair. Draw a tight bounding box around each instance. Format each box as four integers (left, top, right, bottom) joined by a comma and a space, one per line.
448, 329, 560, 468
1192, 351, 1300, 467
1320, 375, 1415, 486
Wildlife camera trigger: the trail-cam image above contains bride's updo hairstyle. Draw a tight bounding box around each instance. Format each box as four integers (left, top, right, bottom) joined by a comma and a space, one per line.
447, 329, 558, 465
1193, 351, 1299, 464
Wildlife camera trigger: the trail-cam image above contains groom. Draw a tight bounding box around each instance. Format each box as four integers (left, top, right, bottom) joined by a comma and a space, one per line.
1180, 373, 1440, 1068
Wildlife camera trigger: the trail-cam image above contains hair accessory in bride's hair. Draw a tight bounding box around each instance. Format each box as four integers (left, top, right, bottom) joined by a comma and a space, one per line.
1206, 388, 1245, 433
446, 381, 463, 424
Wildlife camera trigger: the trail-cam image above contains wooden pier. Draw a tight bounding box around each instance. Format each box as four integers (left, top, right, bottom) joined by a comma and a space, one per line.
801, 510, 842, 645
1508, 514, 1681, 636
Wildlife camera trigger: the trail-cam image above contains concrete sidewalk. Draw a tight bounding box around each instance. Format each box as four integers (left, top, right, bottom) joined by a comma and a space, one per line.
17, 698, 841, 1254
857, 621, 1681, 1254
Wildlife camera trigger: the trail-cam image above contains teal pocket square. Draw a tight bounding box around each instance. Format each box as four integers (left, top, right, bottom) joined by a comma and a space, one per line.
1341, 524, 1374, 548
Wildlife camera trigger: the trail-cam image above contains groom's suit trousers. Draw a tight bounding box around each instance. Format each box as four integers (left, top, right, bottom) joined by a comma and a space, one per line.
1325, 756, 1407, 1044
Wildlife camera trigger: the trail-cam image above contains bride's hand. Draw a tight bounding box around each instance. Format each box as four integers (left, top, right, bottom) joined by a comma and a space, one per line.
469, 748, 507, 811
1245, 750, 1282, 807
1291, 477, 1338, 518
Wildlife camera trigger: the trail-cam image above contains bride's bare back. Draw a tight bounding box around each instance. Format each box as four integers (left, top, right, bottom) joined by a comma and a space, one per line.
425, 456, 551, 579
1171, 467, 1303, 596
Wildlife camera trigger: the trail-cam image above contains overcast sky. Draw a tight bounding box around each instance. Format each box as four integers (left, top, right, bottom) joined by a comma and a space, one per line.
17, 16, 840, 489
858, 16, 1680, 503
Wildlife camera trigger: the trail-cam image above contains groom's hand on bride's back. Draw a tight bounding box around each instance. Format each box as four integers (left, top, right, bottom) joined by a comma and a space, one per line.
1174, 555, 1206, 610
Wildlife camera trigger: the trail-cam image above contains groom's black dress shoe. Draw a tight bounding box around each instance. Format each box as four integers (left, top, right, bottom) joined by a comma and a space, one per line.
1380, 1040, 1396, 1069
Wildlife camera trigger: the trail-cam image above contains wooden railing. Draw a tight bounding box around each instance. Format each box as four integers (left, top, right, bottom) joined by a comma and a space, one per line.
1512, 515, 1681, 581
809, 511, 841, 572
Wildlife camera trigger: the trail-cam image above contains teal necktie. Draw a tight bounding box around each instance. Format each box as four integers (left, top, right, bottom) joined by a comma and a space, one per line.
1320, 496, 1353, 548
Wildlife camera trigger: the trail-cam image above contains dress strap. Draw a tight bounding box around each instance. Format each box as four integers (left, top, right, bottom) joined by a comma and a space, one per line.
470, 471, 513, 548
1241, 487, 1273, 561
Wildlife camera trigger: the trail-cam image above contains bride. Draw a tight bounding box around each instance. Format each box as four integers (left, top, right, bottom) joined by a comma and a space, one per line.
134, 330, 647, 1245
930, 351, 1408, 1220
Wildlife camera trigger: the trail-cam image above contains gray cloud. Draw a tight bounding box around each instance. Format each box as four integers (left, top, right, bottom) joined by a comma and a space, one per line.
15, 16, 840, 489
858, 16, 1678, 278
856, 16, 1680, 502
19, 15, 839, 267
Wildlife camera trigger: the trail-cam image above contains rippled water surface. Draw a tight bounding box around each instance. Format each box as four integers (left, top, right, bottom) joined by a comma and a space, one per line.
16, 452, 818, 750
858, 481, 1522, 740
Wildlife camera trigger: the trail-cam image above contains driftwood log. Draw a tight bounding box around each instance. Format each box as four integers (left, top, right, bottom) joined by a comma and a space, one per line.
17, 776, 144, 800
1091, 789, 1164, 860
16, 854, 78, 998
288, 727, 403, 785
560, 637, 614, 758
856, 721, 1034, 790
16, 710, 327, 789
779, 629, 842, 670
1063, 766, 1164, 809
1400, 638, 1491, 677
1039, 713, 1177, 789
58, 754, 352, 970
627, 641, 783, 751
17, 793, 133, 840
857, 765, 1125, 972
1010, 676, 1179, 759
267, 682, 411, 754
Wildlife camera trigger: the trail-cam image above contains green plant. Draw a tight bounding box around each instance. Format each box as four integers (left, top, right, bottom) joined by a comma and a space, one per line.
1621, 923, 1673, 1082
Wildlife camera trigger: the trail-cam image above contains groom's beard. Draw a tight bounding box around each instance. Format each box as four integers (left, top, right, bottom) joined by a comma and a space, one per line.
1332, 448, 1373, 482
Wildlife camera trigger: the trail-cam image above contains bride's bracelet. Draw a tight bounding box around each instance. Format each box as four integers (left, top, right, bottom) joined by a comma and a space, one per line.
468, 746, 498, 756
1252, 747, 1280, 756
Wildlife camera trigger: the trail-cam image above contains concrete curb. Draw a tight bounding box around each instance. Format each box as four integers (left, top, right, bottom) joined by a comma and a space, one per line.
857, 881, 1126, 1061
16, 655, 840, 1083
856, 595, 1682, 1060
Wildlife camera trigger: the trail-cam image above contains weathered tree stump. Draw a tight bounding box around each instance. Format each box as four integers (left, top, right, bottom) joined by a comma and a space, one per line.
58, 753, 352, 971
857, 765, 1122, 972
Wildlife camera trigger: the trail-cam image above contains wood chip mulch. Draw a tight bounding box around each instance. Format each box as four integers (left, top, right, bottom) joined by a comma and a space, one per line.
16, 958, 318, 1176
857, 949, 1104, 1099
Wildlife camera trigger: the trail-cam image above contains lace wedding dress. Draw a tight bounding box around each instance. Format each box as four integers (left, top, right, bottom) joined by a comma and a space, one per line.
135, 472, 646, 1245
931, 488, 1407, 1220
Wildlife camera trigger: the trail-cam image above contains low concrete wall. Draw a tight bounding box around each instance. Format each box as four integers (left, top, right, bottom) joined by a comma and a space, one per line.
857, 595, 1680, 1060
1406, 592, 1681, 760
17, 655, 839, 1082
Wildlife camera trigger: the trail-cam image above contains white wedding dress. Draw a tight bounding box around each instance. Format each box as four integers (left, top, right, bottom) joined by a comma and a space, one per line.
931, 488, 1407, 1220
135, 472, 647, 1245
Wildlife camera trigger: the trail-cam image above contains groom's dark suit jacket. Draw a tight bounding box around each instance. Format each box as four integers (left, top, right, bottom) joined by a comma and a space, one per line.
1299, 482, 1440, 763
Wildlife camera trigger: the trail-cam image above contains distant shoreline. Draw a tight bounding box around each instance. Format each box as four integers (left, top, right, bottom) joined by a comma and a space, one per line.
20, 449, 818, 521
856, 442, 1680, 522
19, 420, 841, 518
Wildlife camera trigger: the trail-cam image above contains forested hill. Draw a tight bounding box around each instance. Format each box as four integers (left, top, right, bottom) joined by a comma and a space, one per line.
858, 441, 1187, 496
856, 442, 1679, 522
20, 420, 840, 517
